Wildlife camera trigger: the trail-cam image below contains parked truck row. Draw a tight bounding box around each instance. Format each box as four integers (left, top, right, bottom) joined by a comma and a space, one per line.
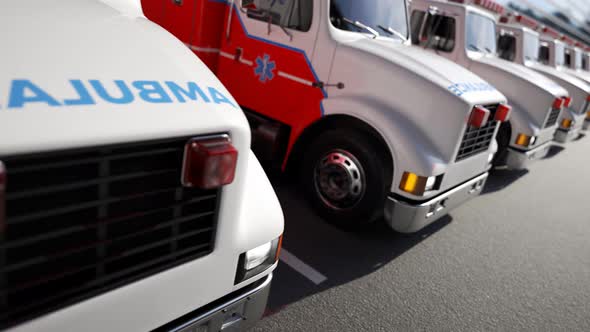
2, 0, 590, 331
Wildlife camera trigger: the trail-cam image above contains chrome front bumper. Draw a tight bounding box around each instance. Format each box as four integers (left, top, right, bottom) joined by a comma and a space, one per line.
505, 141, 552, 170
163, 274, 272, 332
554, 127, 582, 143
384, 173, 488, 233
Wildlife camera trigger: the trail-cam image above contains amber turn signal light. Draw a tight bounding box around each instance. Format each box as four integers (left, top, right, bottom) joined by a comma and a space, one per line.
515, 134, 534, 147
561, 118, 573, 129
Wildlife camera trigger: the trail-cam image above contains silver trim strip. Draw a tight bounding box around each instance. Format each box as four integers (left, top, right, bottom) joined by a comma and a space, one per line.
278, 71, 314, 86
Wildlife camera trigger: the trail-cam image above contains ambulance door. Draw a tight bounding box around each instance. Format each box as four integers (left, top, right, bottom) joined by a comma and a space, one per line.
157, 0, 197, 44
219, 0, 325, 132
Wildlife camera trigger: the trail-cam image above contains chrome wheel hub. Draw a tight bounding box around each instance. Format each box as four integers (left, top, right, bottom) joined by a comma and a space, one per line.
313, 150, 366, 210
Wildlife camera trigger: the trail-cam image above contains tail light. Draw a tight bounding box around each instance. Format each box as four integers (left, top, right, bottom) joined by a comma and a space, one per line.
181, 136, 238, 189
495, 103, 512, 122
469, 106, 490, 128
563, 97, 573, 108
552, 97, 564, 110
586, 95, 590, 102
0, 161, 5, 232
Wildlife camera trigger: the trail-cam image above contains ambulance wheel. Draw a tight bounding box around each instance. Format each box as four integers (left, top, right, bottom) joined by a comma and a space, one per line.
492, 122, 511, 167
301, 130, 391, 229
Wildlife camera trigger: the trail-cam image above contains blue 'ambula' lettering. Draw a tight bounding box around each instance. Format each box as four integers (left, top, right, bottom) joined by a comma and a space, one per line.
3, 79, 237, 109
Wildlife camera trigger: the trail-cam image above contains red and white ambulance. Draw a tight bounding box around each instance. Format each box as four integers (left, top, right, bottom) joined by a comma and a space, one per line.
1, 0, 283, 331
409, 0, 569, 169
497, 15, 590, 143
142, 0, 508, 232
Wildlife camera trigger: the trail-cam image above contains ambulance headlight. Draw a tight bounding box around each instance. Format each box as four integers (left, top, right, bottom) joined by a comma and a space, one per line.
235, 235, 282, 284
245, 242, 272, 270
425, 176, 437, 192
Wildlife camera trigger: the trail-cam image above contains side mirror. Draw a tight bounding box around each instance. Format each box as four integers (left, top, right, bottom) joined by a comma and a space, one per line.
241, 0, 257, 9
427, 5, 440, 16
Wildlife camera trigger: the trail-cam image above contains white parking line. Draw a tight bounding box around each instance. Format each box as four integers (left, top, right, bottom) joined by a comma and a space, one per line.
279, 249, 327, 285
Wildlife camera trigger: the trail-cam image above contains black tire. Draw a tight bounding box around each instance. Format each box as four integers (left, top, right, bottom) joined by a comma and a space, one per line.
492, 122, 511, 168
300, 129, 392, 229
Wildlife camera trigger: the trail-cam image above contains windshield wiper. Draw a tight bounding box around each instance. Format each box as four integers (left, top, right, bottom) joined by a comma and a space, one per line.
467, 44, 484, 52
377, 25, 407, 42
342, 17, 379, 39
469, 44, 493, 54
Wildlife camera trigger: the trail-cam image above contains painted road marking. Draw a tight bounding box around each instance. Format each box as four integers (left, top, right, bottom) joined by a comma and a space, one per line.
279, 249, 327, 285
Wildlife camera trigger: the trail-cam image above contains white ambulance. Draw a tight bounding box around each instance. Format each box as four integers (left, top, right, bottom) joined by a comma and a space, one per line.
143, 0, 508, 233
0, 0, 283, 331
409, 0, 569, 169
496, 15, 590, 143
557, 38, 590, 130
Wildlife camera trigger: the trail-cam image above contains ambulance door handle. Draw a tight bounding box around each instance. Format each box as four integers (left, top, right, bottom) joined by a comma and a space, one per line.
312, 82, 345, 89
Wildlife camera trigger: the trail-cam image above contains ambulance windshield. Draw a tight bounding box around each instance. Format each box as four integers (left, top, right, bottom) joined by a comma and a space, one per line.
523, 31, 539, 62
330, 0, 408, 40
466, 13, 497, 55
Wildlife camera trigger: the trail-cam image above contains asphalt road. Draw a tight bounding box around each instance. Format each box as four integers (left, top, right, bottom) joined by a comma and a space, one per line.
253, 133, 590, 332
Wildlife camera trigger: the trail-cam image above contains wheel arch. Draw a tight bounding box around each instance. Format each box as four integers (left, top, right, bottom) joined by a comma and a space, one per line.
286, 114, 394, 180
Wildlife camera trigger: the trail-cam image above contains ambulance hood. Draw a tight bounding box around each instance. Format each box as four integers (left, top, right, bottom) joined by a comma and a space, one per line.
347, 37, 506, 106
0, 0, 250, 156
474, 56, 567, 98
470, 56, 568, 126
529, 63, 590, 113
564, 68, 590, 86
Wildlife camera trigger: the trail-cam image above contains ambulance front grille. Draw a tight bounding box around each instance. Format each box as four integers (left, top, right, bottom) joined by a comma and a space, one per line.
544, 107, 561, 128
456, 105, 499, 162
0, 137, 219, 329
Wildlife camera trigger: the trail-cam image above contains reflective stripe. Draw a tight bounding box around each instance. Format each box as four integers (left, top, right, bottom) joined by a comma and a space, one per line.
186, 43, 312, 86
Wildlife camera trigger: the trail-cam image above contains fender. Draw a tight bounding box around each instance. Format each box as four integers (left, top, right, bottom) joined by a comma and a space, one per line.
322, 93, 462, 194
506, 103, 543, 146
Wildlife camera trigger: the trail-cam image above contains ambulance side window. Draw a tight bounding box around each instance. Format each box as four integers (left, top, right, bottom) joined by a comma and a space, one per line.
539, 45, 550, 65
497, 34, 516, 61
243, 0, 313, 32
410, 10, 455, 53
565, 49, 572, 67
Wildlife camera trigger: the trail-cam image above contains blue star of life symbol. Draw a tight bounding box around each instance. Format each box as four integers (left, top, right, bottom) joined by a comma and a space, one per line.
254, 54, 276, 83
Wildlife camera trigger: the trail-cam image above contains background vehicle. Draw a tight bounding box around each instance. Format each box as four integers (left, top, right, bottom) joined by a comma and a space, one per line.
0, 0, 283, 331
563, 40, 590, 82
142, 0, 508, 233
410, 0, 569, 169
497, 14, 589, 143
550, 35, 590, 130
